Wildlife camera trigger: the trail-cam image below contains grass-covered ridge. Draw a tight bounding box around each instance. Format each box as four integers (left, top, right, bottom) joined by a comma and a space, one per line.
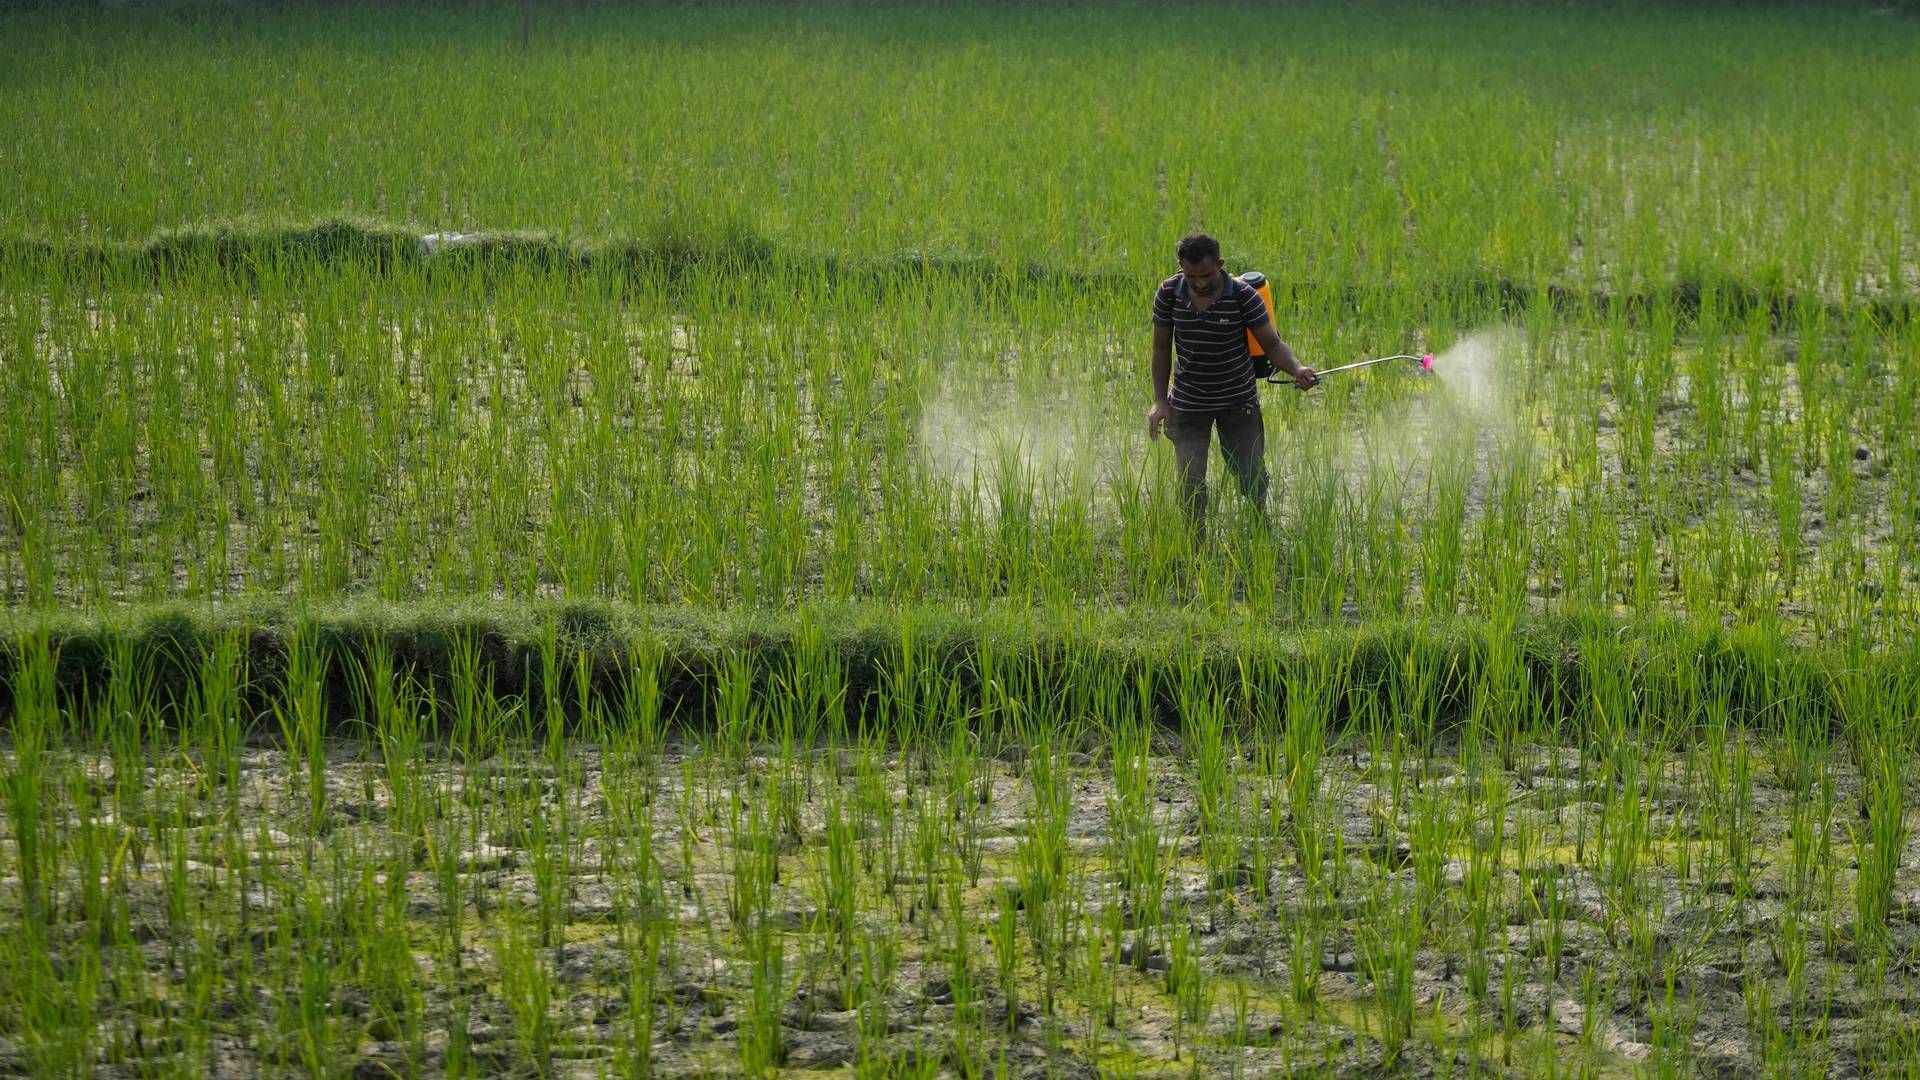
6, 216, 1915, 328
2, 600, 1908, 740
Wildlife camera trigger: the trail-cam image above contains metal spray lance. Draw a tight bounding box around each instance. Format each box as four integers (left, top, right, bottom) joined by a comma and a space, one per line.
1269, 352, 1435, 386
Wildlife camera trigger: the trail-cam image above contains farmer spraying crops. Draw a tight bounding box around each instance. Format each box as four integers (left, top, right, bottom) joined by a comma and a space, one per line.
1146, 233, 1317, 536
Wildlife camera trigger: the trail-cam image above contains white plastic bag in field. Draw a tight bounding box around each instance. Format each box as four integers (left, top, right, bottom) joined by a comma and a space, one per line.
419, 232, 481, 256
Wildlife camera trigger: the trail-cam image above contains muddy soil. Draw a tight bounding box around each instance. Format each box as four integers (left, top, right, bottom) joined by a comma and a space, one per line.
2, 729, 1917, 1077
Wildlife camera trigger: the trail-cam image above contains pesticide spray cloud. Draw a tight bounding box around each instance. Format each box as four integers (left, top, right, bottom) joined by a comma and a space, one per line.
915, 381, 1117, 511
1400, 325, 1530, 499
1425, 326, 1516, 424
913, 326, 1526, 515
1309, 325, 1526, 503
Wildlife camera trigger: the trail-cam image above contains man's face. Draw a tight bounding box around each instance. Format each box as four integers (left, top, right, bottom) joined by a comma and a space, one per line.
1179, 257, 1224, 297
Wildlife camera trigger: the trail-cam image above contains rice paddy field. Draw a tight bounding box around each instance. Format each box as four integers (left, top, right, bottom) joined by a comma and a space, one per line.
5, 2, 1920, 1077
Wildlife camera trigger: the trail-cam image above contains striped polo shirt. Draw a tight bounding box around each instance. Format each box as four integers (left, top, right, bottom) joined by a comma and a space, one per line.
1151, 271, 1272, 411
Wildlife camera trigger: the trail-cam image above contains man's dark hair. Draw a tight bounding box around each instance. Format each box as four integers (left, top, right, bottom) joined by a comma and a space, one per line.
1176, 233, 1221, 265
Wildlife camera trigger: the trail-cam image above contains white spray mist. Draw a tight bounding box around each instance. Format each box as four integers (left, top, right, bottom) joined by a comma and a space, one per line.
913, 326, 1526, 513
1313, 326, 1523, 490
915, 380, 1117, 512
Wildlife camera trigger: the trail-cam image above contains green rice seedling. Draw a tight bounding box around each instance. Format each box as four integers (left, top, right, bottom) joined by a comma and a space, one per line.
1575, 624, 1629, 843
850, 731, 900, 898
272, 621, 330, 865
856, 925, 898, 1064
728, 793, 779, 940
2, 243, 1911, 635
1016, 746, 1069, 1015
1356, 880, 1421, 1061
992, 884, 1021, 1033
351, 635, 422, 825
1743, 952, 1785, 1064
877, 625, 933, 762
1498, 917, 1527, 1061
1224, 513, 1285, 619
1107, 715, 1168, 972
1038, 866, 1080, 1032
283, 872, 341, 1078
1077, 898, 1120, 1053
190, 628, 248, 804
496, 909, 556, 1076
533, 616, 568, 763
990, 441, 1041, 601
426, 778, 469, 986
4, 632, 56, 925
1764, 427, 1805, 594
2, 641, 89, 1075
1164, 916, 1210, 1058
1825, 653, 1908, 967
1647, 966, 1701, 1079
612, 891, 664, 1077
360, 875, 429, 1069
1283, 644, 1337, 876
527, 785, 571, 949
609, 632, 665, 803
910, 768, 949, 926
159, 779, 196, 955
102, 623, 160, 752
448, 630, 502, 763
944, 854, 984, 1077
1462, 772, 1505, 1003
820, 788, 859, 1008
1409, 778, 1459, 906
0, 7, 1902, 294
1386, 639, 1443, 772
782, 612, 845, 747
1289, 898, 1325, 1010
713, 648, 759, 763
1598, 736, 1654, 915
101, 632, 158, 866
1852, 743, 1904, 958
1228, 975, 1254, 1049
15, 909, 101, 1077
1722, 721, 1758, 900
972, 636, 1013, 751
1477, 432, 1538, 619
63, 755, 115, 947
1354, 439, 1413, 617
1288, 451, 1345, 620
1471, 613, 1534, 770
1249, 734, 1284, 907
1766, 653, 1827, 799
570, 643, 605, 748
1777, 786, 1826, 1013
1182, 678, 1238, 895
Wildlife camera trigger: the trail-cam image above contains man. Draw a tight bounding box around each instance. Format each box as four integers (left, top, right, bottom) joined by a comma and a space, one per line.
1146, 233, 1317, 534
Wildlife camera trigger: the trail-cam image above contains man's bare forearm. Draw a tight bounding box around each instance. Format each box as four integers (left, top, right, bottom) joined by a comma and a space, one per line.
1271, 341, 1305, 377
1256, 326, 1304, 377
1151, 345, 1172, 405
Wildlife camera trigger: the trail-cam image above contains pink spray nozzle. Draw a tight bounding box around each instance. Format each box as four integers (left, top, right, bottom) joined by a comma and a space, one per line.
1420, 353, 1435, 372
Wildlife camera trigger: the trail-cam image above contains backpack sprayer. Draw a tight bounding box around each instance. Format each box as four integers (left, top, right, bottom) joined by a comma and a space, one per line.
1240, 271, 1434, 386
